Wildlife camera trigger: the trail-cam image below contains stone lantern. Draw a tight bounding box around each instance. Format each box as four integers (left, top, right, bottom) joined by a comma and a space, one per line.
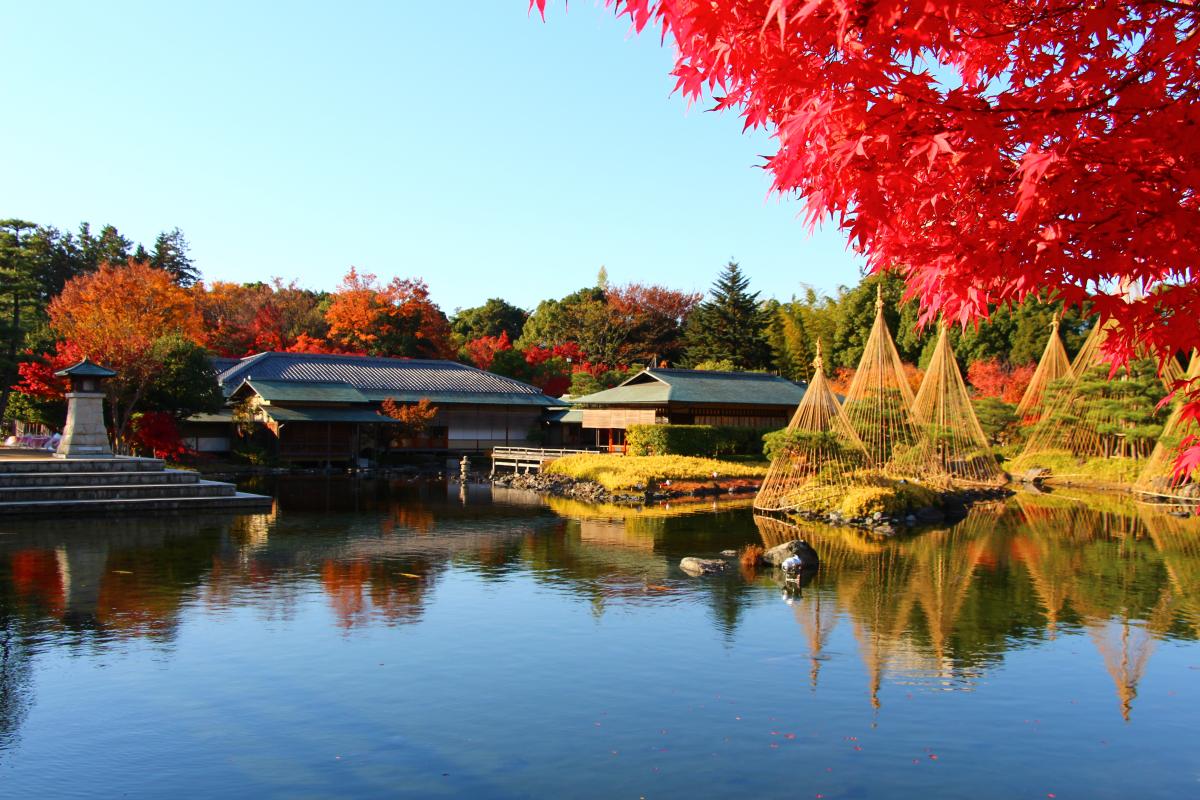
54, 359, 117, 459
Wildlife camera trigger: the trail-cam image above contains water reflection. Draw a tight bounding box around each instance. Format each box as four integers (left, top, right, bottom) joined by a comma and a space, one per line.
757, 495, 1200, 719
0, 480, 1198, 786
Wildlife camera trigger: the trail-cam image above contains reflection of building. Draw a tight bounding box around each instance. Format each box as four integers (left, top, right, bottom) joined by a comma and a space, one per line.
571, 368, 806, 452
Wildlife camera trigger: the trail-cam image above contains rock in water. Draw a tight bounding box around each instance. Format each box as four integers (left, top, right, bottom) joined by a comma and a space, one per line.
761, 540, 820, 569
679, 557, 730, 576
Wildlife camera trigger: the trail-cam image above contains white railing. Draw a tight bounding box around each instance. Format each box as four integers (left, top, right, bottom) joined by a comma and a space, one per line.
490, 446, 609, 473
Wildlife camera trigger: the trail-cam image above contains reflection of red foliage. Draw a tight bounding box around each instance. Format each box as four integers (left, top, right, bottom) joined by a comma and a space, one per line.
9, 550, 64, 614
322, 561, 372, 629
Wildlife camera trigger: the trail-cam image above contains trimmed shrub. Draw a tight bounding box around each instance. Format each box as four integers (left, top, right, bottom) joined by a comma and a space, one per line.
628, 424, 767, 457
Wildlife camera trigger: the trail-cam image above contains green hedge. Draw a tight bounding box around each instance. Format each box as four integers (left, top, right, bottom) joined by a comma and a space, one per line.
626, 424, 770, 457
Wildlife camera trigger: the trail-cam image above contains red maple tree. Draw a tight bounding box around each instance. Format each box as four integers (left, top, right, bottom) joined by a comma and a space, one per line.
534, 0, 1200, 474
967, 359, 1036, 405
463, 331, 515, 370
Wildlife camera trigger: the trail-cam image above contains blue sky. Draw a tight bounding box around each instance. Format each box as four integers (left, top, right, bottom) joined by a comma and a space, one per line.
3, 1, 864, 312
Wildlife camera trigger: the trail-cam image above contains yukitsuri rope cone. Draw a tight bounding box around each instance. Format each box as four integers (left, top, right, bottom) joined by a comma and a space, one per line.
754, 341, 874, 512
842, 285, 921, 469
1015, 312, 1072, 421
893, 323, 1005, 486
1016, 318, 1168, 479
1135, 350, 1200, 501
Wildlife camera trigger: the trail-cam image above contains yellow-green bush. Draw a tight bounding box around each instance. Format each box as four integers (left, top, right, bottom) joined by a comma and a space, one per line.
1005, 449, 1142, 486
783, 473, 939, 517
545, 454, 768, 491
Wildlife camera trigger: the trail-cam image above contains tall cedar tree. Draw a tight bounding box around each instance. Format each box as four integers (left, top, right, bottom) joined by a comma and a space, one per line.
684, 261, 771, 370
0, 220, 42, 421
534, 0, 1200, 478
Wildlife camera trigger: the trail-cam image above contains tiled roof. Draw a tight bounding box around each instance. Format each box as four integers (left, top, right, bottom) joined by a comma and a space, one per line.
217, 352, 556, 406
240, 379, 370, 404
572, 368, 806, 407
261, 407, 403, 424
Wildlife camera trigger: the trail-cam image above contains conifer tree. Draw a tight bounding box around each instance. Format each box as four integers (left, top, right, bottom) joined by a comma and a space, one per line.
683, 260, 771, 371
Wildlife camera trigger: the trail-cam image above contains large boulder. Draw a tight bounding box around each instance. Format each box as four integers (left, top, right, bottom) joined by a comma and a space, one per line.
761, 540, 820, 569
679, 557, 730, 576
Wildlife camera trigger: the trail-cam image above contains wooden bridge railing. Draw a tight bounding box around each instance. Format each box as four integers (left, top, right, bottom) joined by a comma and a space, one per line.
490, 446, 611, 474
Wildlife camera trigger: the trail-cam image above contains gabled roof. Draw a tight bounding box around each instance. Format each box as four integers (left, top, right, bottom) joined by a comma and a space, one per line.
54, 358, 117, 379
217, 351, 556, 406
233, 379, 370, 404
261, 406, 403, 425
572, 368, 806, 407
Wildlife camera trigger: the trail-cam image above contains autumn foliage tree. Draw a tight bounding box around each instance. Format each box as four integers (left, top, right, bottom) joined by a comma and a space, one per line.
325, 268, 454, 359
534, 0, 1200, 476
381, 397, 439, 440
42, 260, 205, 444
967, 359, 1036, 405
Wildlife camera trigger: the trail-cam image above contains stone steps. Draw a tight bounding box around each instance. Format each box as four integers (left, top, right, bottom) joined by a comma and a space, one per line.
0, 469, 199, 488
0, 457, 164, 474
0, 454, 271, 516
0, 480, 236, 503
0, 492, 273, 516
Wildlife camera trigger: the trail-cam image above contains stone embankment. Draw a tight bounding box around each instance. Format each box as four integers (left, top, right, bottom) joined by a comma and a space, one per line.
491, 471, 760, 505
790, 486, 1013, 536
492, 471, 616, 503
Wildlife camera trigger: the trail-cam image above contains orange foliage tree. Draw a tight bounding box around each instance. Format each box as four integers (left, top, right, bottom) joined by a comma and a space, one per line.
381, 397, 439, 439
47, 260, 203, 444
325, 268, 454, 359
967, 359, 1036, 405
196, 279, 331, 356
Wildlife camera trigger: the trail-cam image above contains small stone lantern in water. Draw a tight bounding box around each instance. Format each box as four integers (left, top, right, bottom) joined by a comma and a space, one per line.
54, 359, 117, 459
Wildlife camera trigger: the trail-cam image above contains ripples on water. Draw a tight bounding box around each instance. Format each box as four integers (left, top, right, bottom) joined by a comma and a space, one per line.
1, 478, 1198, 798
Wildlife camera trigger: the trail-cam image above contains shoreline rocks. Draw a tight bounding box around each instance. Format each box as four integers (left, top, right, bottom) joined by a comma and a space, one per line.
790, 486, 1013, 537
679, 557, 729, 576
761, 539, 820, 568
491, 471, 614, 503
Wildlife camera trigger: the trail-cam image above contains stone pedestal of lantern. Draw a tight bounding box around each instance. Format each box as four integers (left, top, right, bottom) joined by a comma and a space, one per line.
54, 359, 118, 459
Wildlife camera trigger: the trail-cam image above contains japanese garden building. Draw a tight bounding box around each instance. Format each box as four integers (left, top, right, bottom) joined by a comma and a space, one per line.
183, 352, 557, 463
569, 368, 807, 451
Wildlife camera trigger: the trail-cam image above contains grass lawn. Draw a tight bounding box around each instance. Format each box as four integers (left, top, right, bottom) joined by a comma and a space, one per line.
544, 454, 768, 491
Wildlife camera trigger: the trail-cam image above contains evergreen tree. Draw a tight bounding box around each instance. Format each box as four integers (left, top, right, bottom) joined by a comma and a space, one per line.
0, 220, 42, 422
683, 261, 771, 370
451, 298, 528, 342
150, 228, 200, 287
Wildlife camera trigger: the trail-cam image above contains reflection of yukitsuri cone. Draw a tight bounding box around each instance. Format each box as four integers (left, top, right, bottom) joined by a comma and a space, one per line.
843, 286, 921, 470
1139, 506, 1200, 639
1016, 312, 1072, 422
902, 519, 988, 663
755, 341, 874, 512
842, 545, 916, 709
793, 589, 839, 690
1011, 531, 1077, 639
1136, 350, 1200, 500
1085, 603, 1173, 722
904, 322, 1005, 486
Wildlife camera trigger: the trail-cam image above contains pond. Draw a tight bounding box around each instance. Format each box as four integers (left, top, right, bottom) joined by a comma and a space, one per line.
1, 478, 1197, 798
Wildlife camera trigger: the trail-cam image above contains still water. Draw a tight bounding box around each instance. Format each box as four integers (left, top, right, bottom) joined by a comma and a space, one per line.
1, 478, 1197, 798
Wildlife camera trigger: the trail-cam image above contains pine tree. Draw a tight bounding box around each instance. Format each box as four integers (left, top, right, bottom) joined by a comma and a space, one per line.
150, 228, 200, 287
683, 260, 771, 370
